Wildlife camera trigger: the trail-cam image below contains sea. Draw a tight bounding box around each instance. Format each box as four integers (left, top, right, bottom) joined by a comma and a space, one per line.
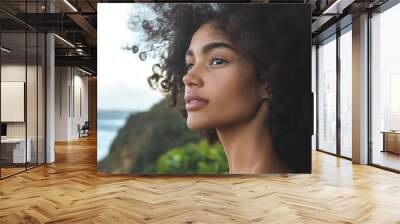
97, 110, 133, 161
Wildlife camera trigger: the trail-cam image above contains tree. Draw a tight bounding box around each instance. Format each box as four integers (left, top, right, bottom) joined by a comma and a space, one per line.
156, 140, 228, 174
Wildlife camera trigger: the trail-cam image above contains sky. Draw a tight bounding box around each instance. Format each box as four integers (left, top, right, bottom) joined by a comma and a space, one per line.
97, 3, 164, 112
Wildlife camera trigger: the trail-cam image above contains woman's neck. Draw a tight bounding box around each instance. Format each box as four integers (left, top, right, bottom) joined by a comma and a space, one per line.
216, 104, 288, 174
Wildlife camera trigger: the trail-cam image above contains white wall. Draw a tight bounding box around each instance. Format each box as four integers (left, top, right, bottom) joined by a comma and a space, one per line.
1, 65, 26, 132
1, 63, 46, 163
1, 65, 41, 137
55, 66, 69, 141
74, 72, 89, 137
55, 67, 89, 141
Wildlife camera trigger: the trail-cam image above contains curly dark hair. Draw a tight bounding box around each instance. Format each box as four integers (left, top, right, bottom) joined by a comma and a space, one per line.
130, 3, 312, 173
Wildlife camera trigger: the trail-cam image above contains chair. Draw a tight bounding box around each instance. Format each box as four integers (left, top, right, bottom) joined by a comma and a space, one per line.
79, 121, 90, 138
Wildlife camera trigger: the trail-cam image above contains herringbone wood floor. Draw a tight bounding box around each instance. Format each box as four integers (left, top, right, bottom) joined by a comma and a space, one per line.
0, 134, 399, 223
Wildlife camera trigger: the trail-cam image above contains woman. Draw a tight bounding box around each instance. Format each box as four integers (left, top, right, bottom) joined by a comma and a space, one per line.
132, 3, 312, 173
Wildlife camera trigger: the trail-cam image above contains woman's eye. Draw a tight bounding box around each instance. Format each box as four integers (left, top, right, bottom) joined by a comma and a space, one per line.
210, 58, 228, 66
186, 63, 194, 70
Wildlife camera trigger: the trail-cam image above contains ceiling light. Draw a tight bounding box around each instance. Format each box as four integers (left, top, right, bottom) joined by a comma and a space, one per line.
76, 48, 85, 55
54, 34, 75, 48
322, 0, 354, 15
63, 0, 78, 12
78, 67, 93, 76
1, 47, 11, 53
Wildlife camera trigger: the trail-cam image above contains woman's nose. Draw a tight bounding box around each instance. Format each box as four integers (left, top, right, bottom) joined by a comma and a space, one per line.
183, 65, 203, 88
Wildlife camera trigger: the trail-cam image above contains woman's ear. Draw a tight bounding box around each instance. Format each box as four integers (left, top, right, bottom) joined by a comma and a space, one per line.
262, 83, 272, 100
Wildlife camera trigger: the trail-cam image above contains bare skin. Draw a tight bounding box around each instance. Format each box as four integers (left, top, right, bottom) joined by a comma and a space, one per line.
216, 104, 289, 174
183, 22, 288, 174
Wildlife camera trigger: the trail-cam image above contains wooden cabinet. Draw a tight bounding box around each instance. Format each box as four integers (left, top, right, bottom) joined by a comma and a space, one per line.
382, 132, 400, 154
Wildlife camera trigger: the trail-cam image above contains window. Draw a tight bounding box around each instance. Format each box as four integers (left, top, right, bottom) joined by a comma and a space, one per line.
317, 35, 337, 154
339, 28, 352, 158
370, 2, 400, 171
0, 1, 47, 179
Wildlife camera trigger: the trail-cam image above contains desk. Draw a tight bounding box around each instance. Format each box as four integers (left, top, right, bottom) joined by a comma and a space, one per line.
381, 131, 400, 154
1, 138, 31, 163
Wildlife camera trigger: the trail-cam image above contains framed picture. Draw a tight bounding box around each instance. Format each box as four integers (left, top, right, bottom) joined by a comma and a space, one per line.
98, 3, 312, 174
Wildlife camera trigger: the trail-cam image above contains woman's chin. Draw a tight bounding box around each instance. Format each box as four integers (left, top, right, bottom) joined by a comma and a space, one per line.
186, 118, 209, 131
186, 122, 205, 131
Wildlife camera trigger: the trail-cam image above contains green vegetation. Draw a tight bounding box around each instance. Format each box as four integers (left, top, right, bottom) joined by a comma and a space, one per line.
156, 140, 228, 174
98, 98, 228, 174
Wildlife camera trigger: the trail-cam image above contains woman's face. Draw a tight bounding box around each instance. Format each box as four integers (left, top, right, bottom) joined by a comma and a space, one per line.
183, 22, 267, 131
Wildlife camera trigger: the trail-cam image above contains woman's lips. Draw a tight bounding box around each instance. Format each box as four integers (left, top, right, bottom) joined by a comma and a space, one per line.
185, 95, 209, 111
186, 99, 209, 111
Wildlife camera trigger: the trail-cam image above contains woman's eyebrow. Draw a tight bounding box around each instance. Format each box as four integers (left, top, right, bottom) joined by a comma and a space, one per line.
186, 42, 236, 57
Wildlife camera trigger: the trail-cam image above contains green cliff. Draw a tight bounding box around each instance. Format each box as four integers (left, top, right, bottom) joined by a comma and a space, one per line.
97, 98, 203, 174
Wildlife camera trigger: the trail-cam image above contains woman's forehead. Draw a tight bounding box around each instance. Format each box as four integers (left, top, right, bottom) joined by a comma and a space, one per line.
188, 23, 233, 54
